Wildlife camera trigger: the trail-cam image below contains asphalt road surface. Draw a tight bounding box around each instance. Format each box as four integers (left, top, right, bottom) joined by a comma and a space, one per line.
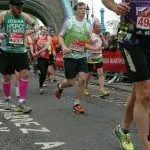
0, 74, 141, 150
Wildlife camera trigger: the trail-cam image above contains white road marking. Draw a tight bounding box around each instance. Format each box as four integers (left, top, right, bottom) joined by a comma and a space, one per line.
0, 127, 10, 132
20, 127, 50, 134
14, 122, 40, 127
0, 122, 10, 132
34, 142, 65, 149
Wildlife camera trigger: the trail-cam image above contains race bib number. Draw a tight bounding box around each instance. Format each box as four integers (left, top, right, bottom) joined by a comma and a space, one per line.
40, 51, 46, 57
71, 40, 85, 52
37, 43, 46, 50
9, 32, 23, 45
86, 50, 102, 62
136, 7, 150, 30
137, 17, 150, 30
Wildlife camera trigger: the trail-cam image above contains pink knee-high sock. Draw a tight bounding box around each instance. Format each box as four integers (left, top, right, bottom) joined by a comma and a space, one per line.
3, 82, 11, 98
19, 79, 28, 100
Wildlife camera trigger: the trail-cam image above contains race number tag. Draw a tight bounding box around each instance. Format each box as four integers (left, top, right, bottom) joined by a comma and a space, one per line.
71, 40, 85, 52
137, 17, 150, 30
40, 52, 46, 57
136, 7, 150, 30
9, 32, 24, 45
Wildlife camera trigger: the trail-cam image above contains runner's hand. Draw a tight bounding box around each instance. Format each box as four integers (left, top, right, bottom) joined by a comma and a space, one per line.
0, 33, 7, 39
115, 2, 130, 16
0, 40, 2, 46
62, 46, 70, 54
94, 46, 104, 51
32, 53, 36, 57
35, 51, 41, 56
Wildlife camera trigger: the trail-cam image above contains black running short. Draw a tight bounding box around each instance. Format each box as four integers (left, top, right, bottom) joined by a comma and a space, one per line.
119, 37, 150, 82
0, 50, 29, 74
87, 62, 103, 72
63, 57, 88, 79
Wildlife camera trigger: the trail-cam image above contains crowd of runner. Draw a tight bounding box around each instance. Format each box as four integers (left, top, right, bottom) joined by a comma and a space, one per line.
0, 0, 150, 149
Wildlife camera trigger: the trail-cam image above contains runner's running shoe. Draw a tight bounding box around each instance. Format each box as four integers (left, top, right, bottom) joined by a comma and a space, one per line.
55, 82, 63, 99
73, 104, 85, 114
100, 89, 109, 97
39, 88, 44, 94
4, 97, 11, 110
17, 101, 32, 113
114, 125, 134, 150
84, 89, 90, 96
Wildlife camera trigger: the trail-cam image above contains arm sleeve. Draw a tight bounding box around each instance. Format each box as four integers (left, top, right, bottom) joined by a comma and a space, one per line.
59, 19, 71, 36
86, 22, 93, 38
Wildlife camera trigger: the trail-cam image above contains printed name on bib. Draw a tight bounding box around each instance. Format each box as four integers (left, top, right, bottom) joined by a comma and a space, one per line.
71, 40, 85, 52
9, 32, 23, 45
136, 7, 150, 30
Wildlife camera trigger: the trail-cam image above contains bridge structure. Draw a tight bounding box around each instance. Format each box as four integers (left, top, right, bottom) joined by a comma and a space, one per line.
0, 0, 74, 33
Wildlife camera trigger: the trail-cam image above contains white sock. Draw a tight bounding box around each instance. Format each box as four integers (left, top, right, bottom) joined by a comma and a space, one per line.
5, 96, 11, 100
74, 99, 80, 106
58, 83, 63, 89
15, 87, 19, 92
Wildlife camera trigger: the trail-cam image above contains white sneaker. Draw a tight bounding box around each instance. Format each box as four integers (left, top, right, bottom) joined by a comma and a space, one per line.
4, 97, 11, 110
39, 88, 43, 94
43, 83, 47, 87
15, 87, 19, 98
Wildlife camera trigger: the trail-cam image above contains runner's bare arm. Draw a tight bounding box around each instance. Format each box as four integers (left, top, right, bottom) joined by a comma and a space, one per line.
100, 34, 108, 49
31, 36, 38, 55
102, 0, 117, 13
85, 43, 102, 51
59, 19, 70, 52
29, 44, 34, 56
38, 36, 51, 53
0, 12, 4, 26
102, 0, 130, 15
0, 12, 7, 39
28, 36, 34, 55
59, 35, 66, 49
22, 13, 35, 27
26, 26, 43, 35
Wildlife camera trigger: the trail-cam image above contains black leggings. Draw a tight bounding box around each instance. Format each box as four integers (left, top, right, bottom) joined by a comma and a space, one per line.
37, 58, 49, 88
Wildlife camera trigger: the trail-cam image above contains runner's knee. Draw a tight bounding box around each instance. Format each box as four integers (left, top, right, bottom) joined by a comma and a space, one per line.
141, 89, 150, 106
3, 75, 11, 82
125, 91, 136, 109
66, 79, 75, 86
20, 70, 29, 79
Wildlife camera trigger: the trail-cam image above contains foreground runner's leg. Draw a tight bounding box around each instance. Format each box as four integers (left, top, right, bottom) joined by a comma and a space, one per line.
2, 75, 11, 110
55, 78, 85, 114
84, 72, 92, 96
148, 114, 150, 141
73, 72, 87, 114
14, 70, 20, 98
55, 81, 64, 99
133, 81, 150, 150
97, 68, 109, 97
113, 80, 135, 150
17, 69, 31, 113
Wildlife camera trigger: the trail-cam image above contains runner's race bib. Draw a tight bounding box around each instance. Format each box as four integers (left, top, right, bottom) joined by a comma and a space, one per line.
9, 32, 24, 45
71, 40, 85, 52
37, 42, 46, 57
40, 51, 46, 57
87, 50, 102, 61
136, 6, 150, 36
